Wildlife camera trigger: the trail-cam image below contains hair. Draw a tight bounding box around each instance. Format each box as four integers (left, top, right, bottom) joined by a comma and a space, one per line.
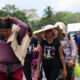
27, 27, 32, 37
1, 16, 13, 28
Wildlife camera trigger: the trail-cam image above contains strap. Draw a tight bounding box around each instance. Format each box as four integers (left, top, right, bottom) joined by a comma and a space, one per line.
0, 61, 20, 65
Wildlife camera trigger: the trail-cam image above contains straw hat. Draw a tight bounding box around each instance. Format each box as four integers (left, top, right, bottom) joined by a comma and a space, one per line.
55, 22, 67, 34
33, 24, 64, 41
55, 22, 67, 30
55, 22, 69, 41
33, 25, 57, 34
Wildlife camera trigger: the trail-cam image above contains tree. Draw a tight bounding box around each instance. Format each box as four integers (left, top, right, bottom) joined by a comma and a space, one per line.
38, 17, 57, 28
0, 4, 28, 23
55, 11, 72, 21
1, 4, 18, 13
55, 11, 80, 25
44, 6, 54, 18
11, 10, 28, 23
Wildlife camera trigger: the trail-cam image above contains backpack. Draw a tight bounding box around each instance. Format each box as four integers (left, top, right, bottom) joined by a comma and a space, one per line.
76, 35, 80, 54
31, 51, 38, 68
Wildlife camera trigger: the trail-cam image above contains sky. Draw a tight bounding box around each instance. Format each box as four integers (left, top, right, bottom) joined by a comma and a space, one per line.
0, 0, 80, 16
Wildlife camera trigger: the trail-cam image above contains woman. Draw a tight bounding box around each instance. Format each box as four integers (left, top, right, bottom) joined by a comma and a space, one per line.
23, 27, 42, 80
35, 25, 67, 80
0, 16, 29, 80
56, 22, 76, 80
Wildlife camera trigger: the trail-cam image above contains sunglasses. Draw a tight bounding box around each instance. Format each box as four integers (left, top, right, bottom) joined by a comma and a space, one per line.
45, 29, 52, 33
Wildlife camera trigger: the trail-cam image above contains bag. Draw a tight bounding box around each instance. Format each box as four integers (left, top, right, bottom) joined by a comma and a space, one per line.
74, 58, 80, 77
77, 35, 80, 55
31, 51, 38, 80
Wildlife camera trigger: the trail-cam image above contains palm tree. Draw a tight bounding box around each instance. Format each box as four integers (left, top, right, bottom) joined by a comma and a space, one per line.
44, 6, 54, 18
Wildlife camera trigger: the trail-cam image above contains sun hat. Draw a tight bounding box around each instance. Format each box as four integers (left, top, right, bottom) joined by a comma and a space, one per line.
33, 25, 57, 41
33, 25, 57, 34
33, 24, 64, 41
55, 22, 67, 30
55, 22, 67, 35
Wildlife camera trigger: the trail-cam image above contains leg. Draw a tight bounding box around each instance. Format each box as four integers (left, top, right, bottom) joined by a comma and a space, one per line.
38, 66, 43, 80
66, 65, 74, 80
57, 69, 64, 80
23, 61, 32, 80
49, 67, 60, 80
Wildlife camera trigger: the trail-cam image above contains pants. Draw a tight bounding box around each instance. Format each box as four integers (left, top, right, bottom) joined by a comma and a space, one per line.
66, 64, 74, 80
23, 60, 43, 80
58, 64, 74, 80
42, 60, 60, 80
0, 67, 23, 80
23, 60, 32, 80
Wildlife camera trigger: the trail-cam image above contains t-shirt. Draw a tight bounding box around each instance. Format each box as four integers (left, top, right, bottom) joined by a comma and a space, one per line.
40, 38, 61, 67
25, 37, 38, 60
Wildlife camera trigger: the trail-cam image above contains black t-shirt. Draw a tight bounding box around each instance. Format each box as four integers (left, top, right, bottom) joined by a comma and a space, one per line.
40, 38, 61, 67
25, 37, 38, 60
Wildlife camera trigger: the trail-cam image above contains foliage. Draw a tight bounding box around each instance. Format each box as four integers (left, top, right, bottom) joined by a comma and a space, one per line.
1, 4, 18, 12
0, 4, 28, 23
1, 4, 80, 31
44, 6, 54, 18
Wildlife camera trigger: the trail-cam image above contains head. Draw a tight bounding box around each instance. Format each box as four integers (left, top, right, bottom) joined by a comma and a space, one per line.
0, 16, 13, 38
52, 29, 58, 38
27, 27, 32, 37
45, 29, 55, 38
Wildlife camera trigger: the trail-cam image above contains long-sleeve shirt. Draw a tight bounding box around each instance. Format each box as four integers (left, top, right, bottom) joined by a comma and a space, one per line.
0, 17, 28, 73
61, 36, 76, 63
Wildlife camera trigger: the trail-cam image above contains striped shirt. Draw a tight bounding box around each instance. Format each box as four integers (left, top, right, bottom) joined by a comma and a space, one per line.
61, 36, 76, 63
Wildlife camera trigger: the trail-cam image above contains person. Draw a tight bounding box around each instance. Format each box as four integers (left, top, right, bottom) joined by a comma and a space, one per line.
54, 22, 76, 80
23, 27, 42, 80
74, 34, 80, 63
58, 29, 76, 80
0, 16, 30, 80
34, 25, 67, 80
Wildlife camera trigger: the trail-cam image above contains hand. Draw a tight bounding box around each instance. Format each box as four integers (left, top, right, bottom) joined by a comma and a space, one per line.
63, 69, 67, 78
33, 47, 38, 52
34, 69, 40, 78
68, 59, 74, 68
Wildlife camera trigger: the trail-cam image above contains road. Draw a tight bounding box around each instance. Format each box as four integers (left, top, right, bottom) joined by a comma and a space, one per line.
23, 72, 46, 80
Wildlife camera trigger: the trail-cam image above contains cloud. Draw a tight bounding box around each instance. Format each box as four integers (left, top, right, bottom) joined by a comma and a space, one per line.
0, 0, 80, 16
51, 0, 80, 12
0, 3, 5, 9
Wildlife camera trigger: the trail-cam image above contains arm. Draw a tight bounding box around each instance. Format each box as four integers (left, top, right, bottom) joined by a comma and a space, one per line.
35, 44, 43, 78
37, 44, 43, 70
59, 46, 66, 70
59, 46, 67, 78
68, 37, 76, 67
70, 36, 76, 60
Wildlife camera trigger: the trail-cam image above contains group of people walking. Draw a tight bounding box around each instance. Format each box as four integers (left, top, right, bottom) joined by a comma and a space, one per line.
0, 16, 79, 80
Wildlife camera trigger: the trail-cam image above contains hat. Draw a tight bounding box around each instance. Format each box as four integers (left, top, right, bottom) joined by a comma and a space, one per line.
33, 24, 64, 41
33, 25, 57, 34
55, 22, 67, 37
55, 22, 67, 31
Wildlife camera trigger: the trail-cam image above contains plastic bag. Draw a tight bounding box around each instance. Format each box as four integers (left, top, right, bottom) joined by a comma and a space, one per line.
74, 58, 80, 77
